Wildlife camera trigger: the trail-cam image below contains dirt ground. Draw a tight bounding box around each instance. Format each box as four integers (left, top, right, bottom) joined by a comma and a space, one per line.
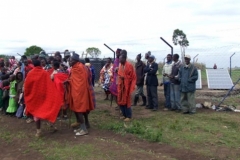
0, 86, 238, 160
0, 116, 211, 160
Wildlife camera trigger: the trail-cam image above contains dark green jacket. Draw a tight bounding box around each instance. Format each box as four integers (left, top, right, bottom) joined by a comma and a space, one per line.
179, 64, 198, 92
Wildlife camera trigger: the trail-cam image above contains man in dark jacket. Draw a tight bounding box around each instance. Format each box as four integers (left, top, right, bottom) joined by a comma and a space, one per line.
179, 54, 198, 114
132, 54, 146, 106
169, 54, 182, 112
144, 55, 158, 111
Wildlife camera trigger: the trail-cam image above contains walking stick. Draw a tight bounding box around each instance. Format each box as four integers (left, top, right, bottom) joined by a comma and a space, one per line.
217, 78, 240, 110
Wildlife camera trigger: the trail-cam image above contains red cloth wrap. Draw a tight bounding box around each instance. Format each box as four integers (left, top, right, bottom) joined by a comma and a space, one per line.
24, 66, 62, 123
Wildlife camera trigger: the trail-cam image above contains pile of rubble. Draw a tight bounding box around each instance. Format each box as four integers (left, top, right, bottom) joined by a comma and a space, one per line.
196, 102, 240, 112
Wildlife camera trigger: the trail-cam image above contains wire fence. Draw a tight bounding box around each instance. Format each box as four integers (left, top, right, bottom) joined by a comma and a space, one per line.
2, 43, 239, 84
159, 45, 240, 84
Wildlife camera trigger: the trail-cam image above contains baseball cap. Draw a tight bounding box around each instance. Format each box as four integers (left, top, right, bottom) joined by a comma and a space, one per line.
149, 55, 155, 59
184, 54, 191, 59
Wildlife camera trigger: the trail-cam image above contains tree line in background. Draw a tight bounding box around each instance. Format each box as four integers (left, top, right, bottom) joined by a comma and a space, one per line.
0, 46, 102, 60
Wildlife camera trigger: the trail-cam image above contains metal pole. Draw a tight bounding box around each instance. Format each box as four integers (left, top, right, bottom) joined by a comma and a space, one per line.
104, 44, 115, 60
217, 78, 240, 109
160, 37, 173, 55
193, 54, 199, 65
230, 52, 235, 77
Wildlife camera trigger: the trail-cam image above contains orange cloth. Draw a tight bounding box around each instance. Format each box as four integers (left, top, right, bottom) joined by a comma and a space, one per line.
24, 66, 62, 123
117, 61, 136, 108
66, 62, 94, 112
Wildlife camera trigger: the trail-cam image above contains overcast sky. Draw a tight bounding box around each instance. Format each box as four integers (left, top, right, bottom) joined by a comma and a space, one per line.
0, 0, 240, 68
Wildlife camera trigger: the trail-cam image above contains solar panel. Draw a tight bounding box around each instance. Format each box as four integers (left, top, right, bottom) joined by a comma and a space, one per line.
196, 70, 202, 89
206, 69, 233, 89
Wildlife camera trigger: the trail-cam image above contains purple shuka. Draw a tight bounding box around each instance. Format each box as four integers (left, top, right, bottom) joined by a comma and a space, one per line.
109, 58, 119, 96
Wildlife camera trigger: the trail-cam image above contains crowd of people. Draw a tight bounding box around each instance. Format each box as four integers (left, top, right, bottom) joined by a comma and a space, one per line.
0, 48, 198, 137
0, 50, 95, 137
99, 49, 199, 118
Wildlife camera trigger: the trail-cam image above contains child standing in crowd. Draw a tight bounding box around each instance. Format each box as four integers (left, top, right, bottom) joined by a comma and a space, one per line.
0, 68, 5, 112
2, 80, 10, 115
51, 61, 61, 80
13, 62, 22, 75
60, 63, 69, 74
6, 75, 17, 115
0, 78, 3, 112
15, 72, 24, 118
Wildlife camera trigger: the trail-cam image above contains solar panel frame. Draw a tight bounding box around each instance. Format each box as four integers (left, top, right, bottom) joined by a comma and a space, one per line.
206, 69, 233, 89
196, 70, 202, 89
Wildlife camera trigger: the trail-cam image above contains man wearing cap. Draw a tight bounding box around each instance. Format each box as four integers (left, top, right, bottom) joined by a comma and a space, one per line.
132, 53, 147, 106
179, 54, 198, 114
39, 50, 48, 59
160, 54, 173, 111
65, 53, 95, 135
144, 55, 159, 111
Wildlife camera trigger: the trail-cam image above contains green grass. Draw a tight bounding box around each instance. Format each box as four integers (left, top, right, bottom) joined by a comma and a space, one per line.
43, 143, 96, 160
90, 108, 240, 159
27, 138, 101, 160
230, 69, 240, 83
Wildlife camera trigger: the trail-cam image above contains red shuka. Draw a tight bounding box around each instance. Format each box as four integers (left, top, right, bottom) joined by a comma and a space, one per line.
24, 66, 62, 123
66, 62, 94, 113
117, 61, 136, 108
53, 73, 69, 106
